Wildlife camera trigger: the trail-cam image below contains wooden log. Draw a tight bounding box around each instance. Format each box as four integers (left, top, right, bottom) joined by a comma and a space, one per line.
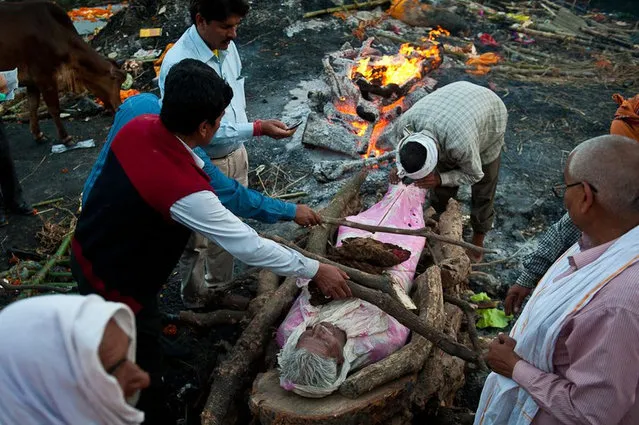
248, 270, 281, 316
177, 310, 248, 328
201, 171, 367, 425
339, 266, 446, 398
412, 303, 466, 408
313, 151, 395, 182
307, 170, 368, 256
435, 200, 471, 293
250, 370, 415, 425
347, 280, 480, 364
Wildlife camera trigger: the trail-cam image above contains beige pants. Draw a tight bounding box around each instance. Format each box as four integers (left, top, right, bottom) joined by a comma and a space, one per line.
179, 145, 249, 308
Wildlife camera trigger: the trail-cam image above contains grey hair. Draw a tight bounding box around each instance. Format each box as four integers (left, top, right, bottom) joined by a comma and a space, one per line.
568, 135, 639, 215
277, 345, 338, 390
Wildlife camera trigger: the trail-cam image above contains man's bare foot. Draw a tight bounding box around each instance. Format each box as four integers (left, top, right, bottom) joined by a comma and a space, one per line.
467, 232, 486, 263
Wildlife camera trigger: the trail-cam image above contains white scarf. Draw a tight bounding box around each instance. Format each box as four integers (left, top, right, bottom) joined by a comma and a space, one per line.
396, 131, 439, 180
475, 224, 639, 425
0, 294, 145, 425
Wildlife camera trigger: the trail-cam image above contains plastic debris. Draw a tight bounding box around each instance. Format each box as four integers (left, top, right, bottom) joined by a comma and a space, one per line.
51, 139, 96, 154
140, 28, 162, 37
478, 32, 500, 47
469, 292, 513, 329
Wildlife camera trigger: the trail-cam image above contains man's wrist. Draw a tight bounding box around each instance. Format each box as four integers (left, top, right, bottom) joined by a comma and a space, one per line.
253, 120, 263, 137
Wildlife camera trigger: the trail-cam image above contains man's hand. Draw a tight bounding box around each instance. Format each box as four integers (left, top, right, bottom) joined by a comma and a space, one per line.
312, 263, 351, 300
294, 205, 322, 227
389, 167, 400, 185
0, 75, 7, 94
504, 284, 532, 316
485, 333, 522, 378
260, 120, 296, 139
414, 171, 441, 189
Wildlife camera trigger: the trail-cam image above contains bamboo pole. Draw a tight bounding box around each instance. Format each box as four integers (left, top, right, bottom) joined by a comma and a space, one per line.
31, 197, 64, 208
28, 233, 73, 286
303, 0, 391, 19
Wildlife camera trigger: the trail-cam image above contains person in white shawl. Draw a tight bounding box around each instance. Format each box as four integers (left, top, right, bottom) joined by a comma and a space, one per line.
475, 135, 639, 425
0, 294, 150, 425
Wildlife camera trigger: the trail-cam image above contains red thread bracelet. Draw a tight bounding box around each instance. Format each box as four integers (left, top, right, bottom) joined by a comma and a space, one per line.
253, 120, 263, 137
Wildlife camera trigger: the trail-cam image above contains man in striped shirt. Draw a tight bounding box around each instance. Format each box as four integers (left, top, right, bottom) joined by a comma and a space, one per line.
390, 81, 507, 261
476, 135, 639, 425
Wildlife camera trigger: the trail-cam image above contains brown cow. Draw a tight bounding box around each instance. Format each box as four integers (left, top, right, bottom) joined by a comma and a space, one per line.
0, 1, 126, 144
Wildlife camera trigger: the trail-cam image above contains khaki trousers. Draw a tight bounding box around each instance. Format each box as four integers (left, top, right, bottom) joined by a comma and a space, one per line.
430, 155, 501, 234
179, 145, 249, 307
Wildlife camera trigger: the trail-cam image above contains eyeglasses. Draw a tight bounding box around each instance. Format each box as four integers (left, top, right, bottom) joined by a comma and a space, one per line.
552, 181, 598, 198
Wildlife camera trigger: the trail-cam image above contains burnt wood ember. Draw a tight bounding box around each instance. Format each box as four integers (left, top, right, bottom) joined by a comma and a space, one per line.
302, 112, 361, 158
356, 78, 402, 100
356, 103, 378, 122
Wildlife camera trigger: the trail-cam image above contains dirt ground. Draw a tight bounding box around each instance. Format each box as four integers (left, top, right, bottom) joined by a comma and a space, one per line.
0, 0, 636, 423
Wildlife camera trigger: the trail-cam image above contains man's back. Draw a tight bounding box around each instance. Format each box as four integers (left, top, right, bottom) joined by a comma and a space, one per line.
395, 81, 507, 165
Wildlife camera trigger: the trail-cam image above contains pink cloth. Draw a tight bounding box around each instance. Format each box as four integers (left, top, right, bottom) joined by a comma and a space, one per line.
276, 183, 427, 371
512, 239, 639, 425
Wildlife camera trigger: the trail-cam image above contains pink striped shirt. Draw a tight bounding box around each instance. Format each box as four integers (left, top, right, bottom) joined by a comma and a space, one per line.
512, 238, 639, 425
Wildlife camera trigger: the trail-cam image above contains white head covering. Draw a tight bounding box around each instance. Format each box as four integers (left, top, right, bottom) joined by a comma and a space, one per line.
0, 294, 145, 425
395, 132, 439, 180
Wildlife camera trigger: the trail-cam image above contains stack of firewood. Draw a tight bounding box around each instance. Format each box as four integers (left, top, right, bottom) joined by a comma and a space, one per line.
176, 171, 487, 425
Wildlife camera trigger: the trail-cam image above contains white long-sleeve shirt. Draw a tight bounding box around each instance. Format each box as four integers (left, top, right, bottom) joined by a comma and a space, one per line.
159, 26, 253, 158
170, 140, 319, 279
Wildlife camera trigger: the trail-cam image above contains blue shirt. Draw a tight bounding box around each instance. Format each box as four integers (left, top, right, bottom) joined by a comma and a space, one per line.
83, 93, 295, 223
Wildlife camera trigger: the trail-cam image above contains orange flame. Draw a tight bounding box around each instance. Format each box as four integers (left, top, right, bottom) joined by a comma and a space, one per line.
365, 119, 390, 158
350, 28, 448, 88
351, 121, 369, 137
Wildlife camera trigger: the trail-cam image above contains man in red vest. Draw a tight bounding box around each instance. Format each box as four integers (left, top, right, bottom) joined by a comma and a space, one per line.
71, 58, 351, 424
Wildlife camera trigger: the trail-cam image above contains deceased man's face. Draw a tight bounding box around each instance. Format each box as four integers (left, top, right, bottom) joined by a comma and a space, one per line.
296, 322, 346, 364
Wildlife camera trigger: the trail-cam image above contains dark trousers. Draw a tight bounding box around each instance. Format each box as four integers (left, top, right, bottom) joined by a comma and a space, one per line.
71, 254, 175, 424
0, 121, 24, 209
430, 156, 501, 234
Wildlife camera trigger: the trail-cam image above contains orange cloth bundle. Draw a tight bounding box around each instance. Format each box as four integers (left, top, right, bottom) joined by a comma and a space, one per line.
466, 52, 500, 75
610, 93, 639, 142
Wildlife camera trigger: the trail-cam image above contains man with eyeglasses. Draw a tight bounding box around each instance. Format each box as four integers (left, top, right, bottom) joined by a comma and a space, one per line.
477, 134, 639, 425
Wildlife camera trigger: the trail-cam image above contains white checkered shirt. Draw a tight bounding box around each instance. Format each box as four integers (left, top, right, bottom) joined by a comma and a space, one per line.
394, 81, 508, 187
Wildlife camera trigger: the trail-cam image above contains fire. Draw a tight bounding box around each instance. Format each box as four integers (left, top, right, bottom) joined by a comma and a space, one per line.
365, 119, 390, 158
334, 98, 357, 116
351, 121, 368, 137
350, 27, 448, 88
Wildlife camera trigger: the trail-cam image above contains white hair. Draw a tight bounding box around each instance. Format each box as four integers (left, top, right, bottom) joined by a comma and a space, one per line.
277, 345, 338, 390
568, 135, 639, 215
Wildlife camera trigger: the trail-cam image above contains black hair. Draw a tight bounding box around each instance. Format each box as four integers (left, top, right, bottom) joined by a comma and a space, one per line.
189, 0, 250, 24
399, 142, 428, 173
160, 59, 233, 135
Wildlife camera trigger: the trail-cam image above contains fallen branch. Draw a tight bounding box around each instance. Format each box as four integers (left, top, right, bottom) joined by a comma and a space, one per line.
303, 0, 391, 18
321, 216, 495, 254
273, 191, 307, 200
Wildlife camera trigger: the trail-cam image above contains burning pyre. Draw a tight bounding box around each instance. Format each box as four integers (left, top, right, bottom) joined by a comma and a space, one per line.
304, 27, 449, 161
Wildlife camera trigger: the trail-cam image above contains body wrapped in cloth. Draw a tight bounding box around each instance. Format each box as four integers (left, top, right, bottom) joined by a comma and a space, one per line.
276, 183, 427, 397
